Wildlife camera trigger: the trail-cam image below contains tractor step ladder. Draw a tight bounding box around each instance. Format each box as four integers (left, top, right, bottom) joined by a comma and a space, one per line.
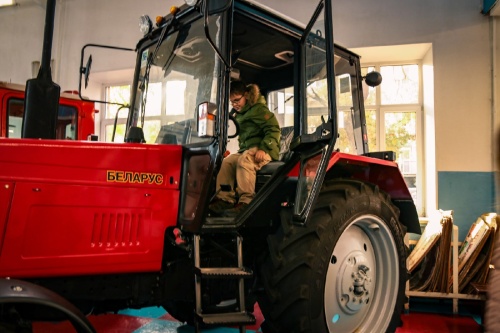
193, 224, 255, 333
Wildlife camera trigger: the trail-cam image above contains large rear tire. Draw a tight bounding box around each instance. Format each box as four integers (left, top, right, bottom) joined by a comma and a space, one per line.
258, 179, 408, 333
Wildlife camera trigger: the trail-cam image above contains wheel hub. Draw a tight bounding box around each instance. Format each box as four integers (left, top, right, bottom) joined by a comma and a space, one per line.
323, 204, 402, 332
339, 253, 373, 313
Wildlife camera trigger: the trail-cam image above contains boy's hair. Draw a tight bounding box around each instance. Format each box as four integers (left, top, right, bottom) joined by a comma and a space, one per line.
230, 81, 261, 106
230, 80, 247, 96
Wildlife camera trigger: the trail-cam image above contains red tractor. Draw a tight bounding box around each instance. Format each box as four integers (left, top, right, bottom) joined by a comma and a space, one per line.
0, 82, 96, 140
0, 0, 420, 332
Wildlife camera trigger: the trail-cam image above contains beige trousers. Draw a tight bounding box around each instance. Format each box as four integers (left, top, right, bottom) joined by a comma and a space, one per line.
216, 147, 271, 204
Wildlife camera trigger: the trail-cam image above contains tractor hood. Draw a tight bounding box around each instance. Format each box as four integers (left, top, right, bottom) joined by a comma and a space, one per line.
0, 139, 183, 277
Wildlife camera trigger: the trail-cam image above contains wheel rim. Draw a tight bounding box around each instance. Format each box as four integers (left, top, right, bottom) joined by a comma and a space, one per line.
324, 214, 399, 332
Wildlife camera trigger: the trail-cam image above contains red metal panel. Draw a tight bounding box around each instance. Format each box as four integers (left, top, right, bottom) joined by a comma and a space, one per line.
0, 182, 14, 254
286, 151, 412, 201
0, 140, 183, 278
327, 152, 413, 200
0, 139, 182, 188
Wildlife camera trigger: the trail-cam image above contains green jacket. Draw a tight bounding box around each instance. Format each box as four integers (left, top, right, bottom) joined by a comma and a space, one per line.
235, 95, 281, 161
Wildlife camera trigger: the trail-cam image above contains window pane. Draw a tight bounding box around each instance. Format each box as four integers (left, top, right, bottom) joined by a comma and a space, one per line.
7, 98, 23, 138
267, 87, 294, 127
304, 5, 328, 134
105, 121, 159, 143
336, 110, 357, 153
335, 73, 356, 154
335, 58, 366, 155
365, 109, 377, 152
306, 79, 328, 134
57, 105, 78, 140
105, 124, 126, 142
132, 15, 222, 146
143, 120, 161, 143
7, 98, 77, 140
385, 111, 417, 202
165, 81, 186, 116
338, 74, 352, 107
106, 85, 130, 119
380, 65, 419, 105
145, 82, 162, 116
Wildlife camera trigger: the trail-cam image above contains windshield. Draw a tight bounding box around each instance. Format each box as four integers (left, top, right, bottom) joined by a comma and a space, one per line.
129, 14, 222, 145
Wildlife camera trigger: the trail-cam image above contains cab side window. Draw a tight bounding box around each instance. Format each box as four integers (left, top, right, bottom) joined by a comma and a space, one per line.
7, 97, 77, 139
58, 105, 77, 140
7, 98, 24, 138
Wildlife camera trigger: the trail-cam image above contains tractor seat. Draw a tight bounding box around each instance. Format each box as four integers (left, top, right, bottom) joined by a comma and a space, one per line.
256, 126, 294, 191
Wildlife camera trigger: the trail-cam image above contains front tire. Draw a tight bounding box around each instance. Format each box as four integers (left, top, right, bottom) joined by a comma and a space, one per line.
258, 179, 408, 333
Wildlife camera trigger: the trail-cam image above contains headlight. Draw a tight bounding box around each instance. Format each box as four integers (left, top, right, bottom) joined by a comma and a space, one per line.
139, 15, 153, 35
184, 0, 199, 6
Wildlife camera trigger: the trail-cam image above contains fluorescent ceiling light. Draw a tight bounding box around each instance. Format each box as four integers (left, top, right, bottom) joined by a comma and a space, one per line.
0, 0, 15, 7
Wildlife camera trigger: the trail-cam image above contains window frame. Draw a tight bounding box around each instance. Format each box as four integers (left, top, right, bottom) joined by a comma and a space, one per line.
363, 61, 424, 216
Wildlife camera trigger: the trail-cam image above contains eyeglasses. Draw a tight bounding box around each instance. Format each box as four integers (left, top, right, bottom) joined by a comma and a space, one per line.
230, 95, 244, 104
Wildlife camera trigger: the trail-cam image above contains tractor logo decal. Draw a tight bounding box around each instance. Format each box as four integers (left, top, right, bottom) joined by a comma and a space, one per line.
107, 170, 164, 185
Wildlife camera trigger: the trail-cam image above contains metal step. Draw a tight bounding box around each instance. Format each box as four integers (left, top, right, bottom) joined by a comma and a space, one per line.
194, 234, 253, 333
202, 217, 239, 232
196, 311, 256, 326
195, 267, 253, 278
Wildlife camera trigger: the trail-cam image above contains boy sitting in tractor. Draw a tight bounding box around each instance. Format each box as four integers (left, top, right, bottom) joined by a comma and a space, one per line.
209, 81, 281, 217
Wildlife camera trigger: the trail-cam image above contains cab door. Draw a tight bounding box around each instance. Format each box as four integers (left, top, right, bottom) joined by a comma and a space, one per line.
292, 0, 338, 222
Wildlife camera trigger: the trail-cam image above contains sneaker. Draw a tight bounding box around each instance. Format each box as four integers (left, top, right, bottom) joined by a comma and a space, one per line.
222, 203, 248, 217
208, 199, 234, 215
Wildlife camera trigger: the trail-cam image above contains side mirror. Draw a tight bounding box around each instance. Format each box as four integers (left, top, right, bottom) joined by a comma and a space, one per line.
364, 71, 382, 87
197, 102, 216, 137
78, 43, 134, 105
81, 55, 92, 89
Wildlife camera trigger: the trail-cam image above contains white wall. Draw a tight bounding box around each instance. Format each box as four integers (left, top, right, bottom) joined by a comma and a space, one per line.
0, 0, 178, 89
422, 47, 437, 214
0, 3, 45, 83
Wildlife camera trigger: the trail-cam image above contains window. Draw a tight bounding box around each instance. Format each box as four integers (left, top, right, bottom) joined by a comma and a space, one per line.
7, 98, 77, 140
57, 105, 78, 140
103, 84, 163, 143
7, 99, 23, 138
102, 72, 210, 145
362, 64, 423, 215
102, 85, 130, 143
267, 86, 294, 128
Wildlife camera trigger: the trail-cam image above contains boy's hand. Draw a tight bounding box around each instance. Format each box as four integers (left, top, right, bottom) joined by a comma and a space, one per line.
255, 149, 266, 162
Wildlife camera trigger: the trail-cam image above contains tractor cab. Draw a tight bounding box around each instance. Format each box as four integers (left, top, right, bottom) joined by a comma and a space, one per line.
91, 0, 376, 232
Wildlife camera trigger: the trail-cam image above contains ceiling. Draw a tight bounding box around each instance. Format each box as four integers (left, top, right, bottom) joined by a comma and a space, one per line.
350, 43, 432, 65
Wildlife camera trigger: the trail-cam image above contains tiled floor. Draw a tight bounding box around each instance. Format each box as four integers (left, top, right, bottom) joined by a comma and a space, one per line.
33, 301, 484, 333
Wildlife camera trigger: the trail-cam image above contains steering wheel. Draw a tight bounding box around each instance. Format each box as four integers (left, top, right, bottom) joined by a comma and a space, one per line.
228, 112, 240, 139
